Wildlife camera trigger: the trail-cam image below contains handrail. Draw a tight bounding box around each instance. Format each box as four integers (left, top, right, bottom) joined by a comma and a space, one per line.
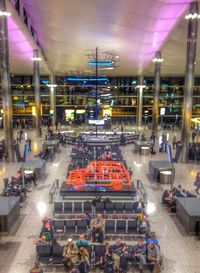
136, 179, 148, 203
49, 179, 59, 204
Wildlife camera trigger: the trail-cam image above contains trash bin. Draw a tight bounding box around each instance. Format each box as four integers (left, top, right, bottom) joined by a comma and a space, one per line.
159, 170, 172, 184
140, 146, 150, 155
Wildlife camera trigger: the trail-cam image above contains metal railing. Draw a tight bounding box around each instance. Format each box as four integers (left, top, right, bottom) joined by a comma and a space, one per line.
49, 179, 59, 203
136, 179, 148, 203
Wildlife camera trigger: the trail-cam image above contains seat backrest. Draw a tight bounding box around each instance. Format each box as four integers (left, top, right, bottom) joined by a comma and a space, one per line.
83, 201, 92, 212
52, 245, 64, 257
115, 202, 124, 212
96, 202, 104, 212
127, 220, 137, 232
66, 220, 76, 230
74, 202, 83, 212
54, 220, 65, 230
116, 220, 126, 232
77, 219, 87, 228
124, 202, 133, 213
36, 245, 51, 257
64, 202, 73, 213
105, 220, 115, 232
54, 202, 63, 212
105, 202, 114, 213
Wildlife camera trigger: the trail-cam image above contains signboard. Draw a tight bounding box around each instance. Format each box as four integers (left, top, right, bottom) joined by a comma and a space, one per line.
167, 144, 173, 163
88, 119, 105, 125
160, 108, 166, 116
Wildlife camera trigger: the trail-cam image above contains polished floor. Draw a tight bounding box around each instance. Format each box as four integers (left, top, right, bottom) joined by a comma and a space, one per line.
0, 126, 200, 273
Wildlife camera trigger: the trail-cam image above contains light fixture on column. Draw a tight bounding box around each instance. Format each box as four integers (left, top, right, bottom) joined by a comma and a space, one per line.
136, 85, 146, 89
152, 58, 163, 63
47, 84, 57, 88
185, 12, 200, 20
32, 57, 42, 61
0, 11, 11, 16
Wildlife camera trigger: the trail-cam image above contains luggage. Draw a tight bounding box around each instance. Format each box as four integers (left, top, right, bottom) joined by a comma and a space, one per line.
92, 228, 104, 243
104, 262, 114, 273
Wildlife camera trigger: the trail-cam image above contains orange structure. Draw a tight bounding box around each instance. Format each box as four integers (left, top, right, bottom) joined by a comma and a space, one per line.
66, 161, 132, 191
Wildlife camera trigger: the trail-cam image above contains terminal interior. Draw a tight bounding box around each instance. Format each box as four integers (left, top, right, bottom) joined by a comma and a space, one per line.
1, 1, 200, 273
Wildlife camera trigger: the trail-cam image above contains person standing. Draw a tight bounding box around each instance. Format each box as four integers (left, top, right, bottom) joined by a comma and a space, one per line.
192, 131, 196, 142
172, 135, 177, 150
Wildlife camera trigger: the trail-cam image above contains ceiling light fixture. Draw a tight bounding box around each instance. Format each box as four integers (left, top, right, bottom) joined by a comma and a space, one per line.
87, 50, 119, 70
152, 58, 164, 63
32, 57, 42, 61
185, 12, 200, 20
0, 11, 11, 16
88, 61, 113, 66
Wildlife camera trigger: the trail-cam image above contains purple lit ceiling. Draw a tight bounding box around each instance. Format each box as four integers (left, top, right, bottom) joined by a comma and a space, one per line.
8, 0, 196, 75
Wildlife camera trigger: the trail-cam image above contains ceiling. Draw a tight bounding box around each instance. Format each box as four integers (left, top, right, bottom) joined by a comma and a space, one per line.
6, 0, 199, 76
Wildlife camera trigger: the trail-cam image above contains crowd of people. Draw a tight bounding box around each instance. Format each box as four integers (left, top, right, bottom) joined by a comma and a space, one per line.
13, 117, 34, 129
36, 210, 160, 273
162, 185, 196, 213
2, 169, 36, 202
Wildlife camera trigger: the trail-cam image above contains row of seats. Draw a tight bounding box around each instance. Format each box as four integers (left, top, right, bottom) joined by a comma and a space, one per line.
54, 201, 138, 214
36, 244, 104, 266
53, 219, 138, 235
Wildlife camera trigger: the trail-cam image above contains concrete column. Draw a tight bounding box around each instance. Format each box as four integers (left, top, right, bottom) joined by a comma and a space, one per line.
0, 0, 14, 162
152, 51, 161, 134
49, 75, 56, 127
137, 76, 144, 127
33, 49, 42, 137
181, 2, 198, 163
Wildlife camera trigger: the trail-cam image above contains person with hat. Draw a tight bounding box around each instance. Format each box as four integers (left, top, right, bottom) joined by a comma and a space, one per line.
63, 238, 80, 270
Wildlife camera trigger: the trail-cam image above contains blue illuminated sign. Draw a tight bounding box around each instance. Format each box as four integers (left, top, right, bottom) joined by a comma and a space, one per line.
67, 77, 108, 82
88, 61, 113, 66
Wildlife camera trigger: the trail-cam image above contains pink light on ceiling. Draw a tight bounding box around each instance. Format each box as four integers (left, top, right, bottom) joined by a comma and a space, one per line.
7, 16, 34, 59
137, 1, 192, 62
151, 2, 192, 50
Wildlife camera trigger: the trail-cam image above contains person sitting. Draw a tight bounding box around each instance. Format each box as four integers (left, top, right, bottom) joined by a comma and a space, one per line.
162, 190, 171, 205
91, 214, 105, 243
146, 231, 159, 247
166, 194, 176, 213
92, 196, 102, 207
99, 241, 113, 272
194, 172, 200, 195
41, 216, 54, 239
35, 147, 50, 161
127, 238, 146, 272
79, 246, 90, 272
106, 151, 113, 160
103, 196, 112, 204
112, 238, 127, 272
63, 238, 80, 270
164, 192, 174, 207
137, 214, 150, 235
133, 197, 145, 213
81, 212, 91, 227
76, 234, 89, 248
147, 242, 161, 271
35, 235, 49, 245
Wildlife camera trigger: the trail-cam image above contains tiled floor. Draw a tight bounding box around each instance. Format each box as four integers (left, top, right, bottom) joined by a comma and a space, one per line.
0, 126, 200, 273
